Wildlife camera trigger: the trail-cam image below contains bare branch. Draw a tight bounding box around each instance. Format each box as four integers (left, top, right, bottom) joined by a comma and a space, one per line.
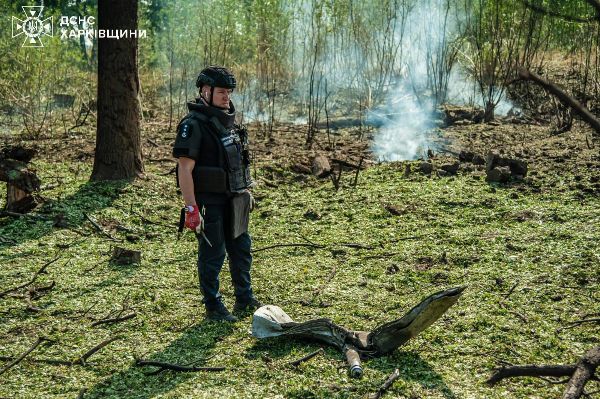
522, 1, 598, 23
0, 256, 59, 298
289, 348, 323, 367
91, 313, 137, 327
0, 337, 52, 376
369, 368, 401, 399
75, 336, 120, 365
136, 359, 225, 374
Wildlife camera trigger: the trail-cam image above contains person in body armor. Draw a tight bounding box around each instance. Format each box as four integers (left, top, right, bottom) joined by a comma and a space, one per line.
173, 66, 261, 322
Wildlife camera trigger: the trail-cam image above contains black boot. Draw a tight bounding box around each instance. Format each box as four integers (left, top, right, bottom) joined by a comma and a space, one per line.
234, 297, 263, 313
206, 305, 238, 322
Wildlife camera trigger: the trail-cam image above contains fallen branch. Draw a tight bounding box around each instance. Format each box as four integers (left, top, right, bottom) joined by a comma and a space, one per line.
558, 318, 600, 332
563, 346, 600, 399
488, 364, 577, 385
75, 336, 120, 365
136, 359, 225, 374
488, 347, 600, 399
252, 242, 325, 253
0, 256, 59, 298
0, 356, 73, 366
300, 264, 338, 307
83, 213, 120, 241
369, 368, 401, 399
0, 336, 52, 376
518, 68, 600, 136
290, 348, 324, 367
91, 312, 137, 327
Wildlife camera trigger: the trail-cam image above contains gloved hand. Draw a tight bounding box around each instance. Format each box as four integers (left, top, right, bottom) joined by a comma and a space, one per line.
184, 205, 204, 231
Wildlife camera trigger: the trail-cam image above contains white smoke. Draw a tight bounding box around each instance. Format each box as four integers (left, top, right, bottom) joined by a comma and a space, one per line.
371, 0, 518, 161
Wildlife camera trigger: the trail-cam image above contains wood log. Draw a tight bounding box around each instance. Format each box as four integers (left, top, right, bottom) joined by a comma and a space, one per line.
0, 148, 40, 213
562, 346, 600, 399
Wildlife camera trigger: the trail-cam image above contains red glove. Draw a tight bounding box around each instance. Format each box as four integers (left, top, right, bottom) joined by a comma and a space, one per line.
184, 205, 203, 231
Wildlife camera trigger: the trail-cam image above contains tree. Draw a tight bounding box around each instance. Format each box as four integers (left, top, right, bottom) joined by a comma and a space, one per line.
91, 0, 143, 181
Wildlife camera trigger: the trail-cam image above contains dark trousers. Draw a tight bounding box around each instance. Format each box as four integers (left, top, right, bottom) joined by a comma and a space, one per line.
196, 203, 253, 311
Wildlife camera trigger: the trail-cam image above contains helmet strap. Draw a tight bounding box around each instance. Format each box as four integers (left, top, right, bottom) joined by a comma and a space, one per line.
209, 86, 215, 107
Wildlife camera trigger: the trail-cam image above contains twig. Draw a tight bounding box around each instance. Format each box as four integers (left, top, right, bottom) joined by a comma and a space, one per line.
136, 359, 225, 373
353, 157, 364, 187
83, 213, 119, 241
0, 336, 51, 375
558, 318, 600, 332
252, 242, 325, 253
75, 336, 120, 365
301, 264, 337, 306
369, 368, 401, 399
502, 282, 519, 300
290, 348, 323, 367
338, 242, 374, 250
0, 356, 73, 366
91, 313, 137, 327
0, 256, 59, 297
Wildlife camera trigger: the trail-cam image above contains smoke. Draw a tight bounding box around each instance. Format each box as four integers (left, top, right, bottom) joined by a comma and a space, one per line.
370, 0, 518, 162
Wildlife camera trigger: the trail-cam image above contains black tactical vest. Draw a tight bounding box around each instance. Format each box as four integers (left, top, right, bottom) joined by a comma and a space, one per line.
172, 101, 252, 198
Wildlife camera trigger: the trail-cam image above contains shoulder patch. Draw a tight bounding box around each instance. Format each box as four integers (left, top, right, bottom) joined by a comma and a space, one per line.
178, 122, 193, 140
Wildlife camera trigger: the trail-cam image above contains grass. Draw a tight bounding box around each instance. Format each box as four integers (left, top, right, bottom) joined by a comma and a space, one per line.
0, 157, 599, 399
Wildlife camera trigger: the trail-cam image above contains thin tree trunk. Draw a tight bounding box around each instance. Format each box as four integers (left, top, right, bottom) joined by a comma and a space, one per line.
91, 0, 143, 181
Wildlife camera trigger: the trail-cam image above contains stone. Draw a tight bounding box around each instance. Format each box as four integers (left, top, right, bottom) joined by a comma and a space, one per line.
440, 162, 460, 175
419, 162, 433, 175
486, 166, 511, 183
311, 155, 331, 177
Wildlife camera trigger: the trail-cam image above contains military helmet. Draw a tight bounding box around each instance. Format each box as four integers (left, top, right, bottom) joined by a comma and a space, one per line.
196, 66, 236, 89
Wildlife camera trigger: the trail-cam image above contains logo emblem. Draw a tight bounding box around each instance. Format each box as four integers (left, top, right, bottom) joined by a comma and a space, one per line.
12, 6, 53, 47
179, 124, 191, 140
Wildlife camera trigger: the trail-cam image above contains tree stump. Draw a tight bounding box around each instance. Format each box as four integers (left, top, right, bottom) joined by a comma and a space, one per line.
0, 146, 40, 213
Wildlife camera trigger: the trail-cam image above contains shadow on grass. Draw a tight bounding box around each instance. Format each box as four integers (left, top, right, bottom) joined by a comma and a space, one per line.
84, 321, 235, 399
248, 339, 456, 399
0, 180, 129, 250
370, 351, 457, 399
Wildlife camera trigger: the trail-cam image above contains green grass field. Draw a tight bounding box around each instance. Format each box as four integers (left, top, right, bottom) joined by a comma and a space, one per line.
1, 159, 598, 398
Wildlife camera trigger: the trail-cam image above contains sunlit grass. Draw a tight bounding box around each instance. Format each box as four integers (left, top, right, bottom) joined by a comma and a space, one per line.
0, 159, 598, 398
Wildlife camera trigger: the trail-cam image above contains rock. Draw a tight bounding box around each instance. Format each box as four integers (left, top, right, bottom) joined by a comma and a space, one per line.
472, 155, 485, 165
459, 151, 475, 162
486, 152, 501, 172
506, 159, 527, 177
311, 155, 331, 177
419, 162, 433, 175
291, 163, 311, 175
486, 166, 511, 183
440, 162, 460, 175
303, 210, 322, 220
486, 151, 528, 177
111, 247, 141, 265
126, 234, 140, 242
53, 213, 68, 228
384, 204, 405, 216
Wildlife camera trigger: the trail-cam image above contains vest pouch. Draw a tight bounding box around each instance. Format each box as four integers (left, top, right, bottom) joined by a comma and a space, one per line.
193, 166, 227, 193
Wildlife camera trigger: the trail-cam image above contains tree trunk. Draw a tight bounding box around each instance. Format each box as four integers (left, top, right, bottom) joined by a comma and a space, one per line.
91, 0, 143, 181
